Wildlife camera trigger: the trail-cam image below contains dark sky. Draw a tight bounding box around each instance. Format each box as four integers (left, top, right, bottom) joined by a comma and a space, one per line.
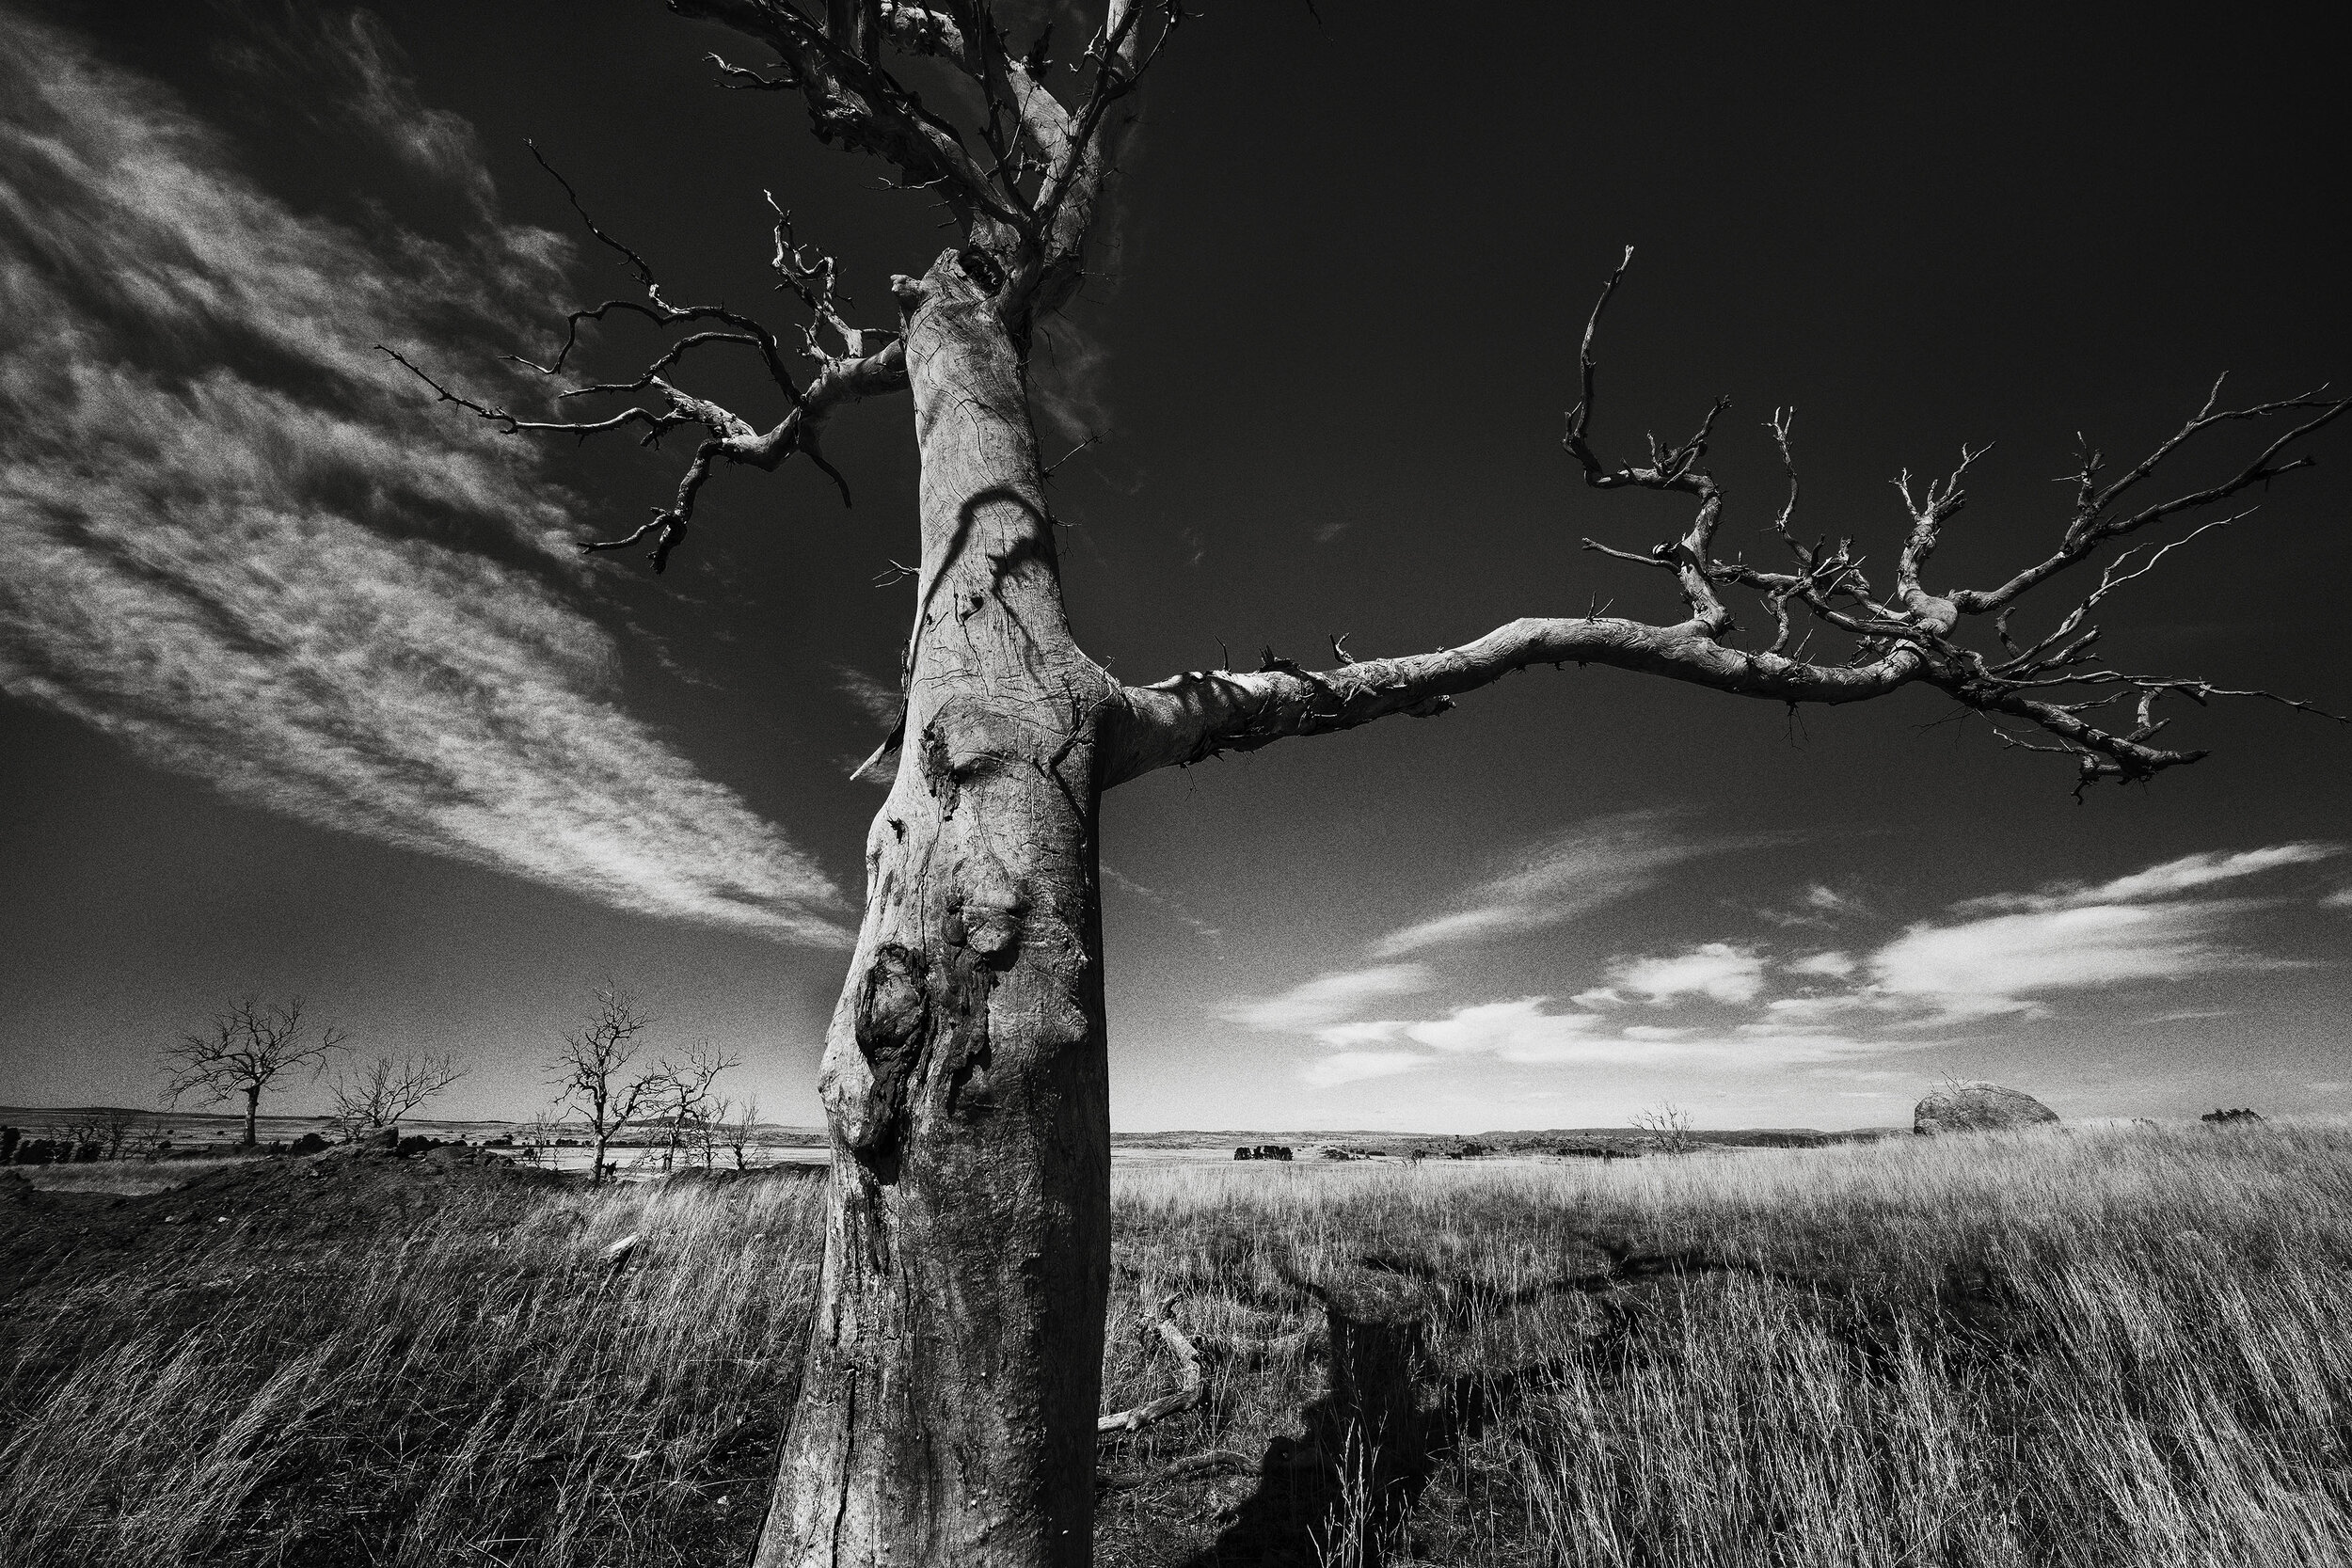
2, 0, 2347, 1132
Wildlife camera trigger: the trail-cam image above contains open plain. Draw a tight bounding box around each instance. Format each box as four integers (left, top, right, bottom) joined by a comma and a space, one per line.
3, 1120, 2345, 1567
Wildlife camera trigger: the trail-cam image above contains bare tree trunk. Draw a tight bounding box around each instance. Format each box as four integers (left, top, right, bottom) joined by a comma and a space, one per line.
759, 255, 1115, 1568
243, 1086, 259, 1148
593, 1131, 611, 1186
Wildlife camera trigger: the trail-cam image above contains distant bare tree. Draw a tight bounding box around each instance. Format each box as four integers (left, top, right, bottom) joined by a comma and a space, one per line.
96, 1107, 150, 1160
655, 1039, 742, 1171
55, 1107, 151, 1162
517, 1109, 563, 1165
326, 1052, 469, 1139
162, 997, 346, 1148
549, 987, 669, 1186
1633, 1102, 1701, 1156
67, 1107, 163, 1161
711, 1093, 763, 1171
40, 1114, 100, 1163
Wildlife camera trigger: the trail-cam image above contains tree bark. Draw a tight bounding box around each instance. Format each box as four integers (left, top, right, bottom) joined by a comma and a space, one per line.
759, 253, 1116, 1568
243, 1086, 259, 1148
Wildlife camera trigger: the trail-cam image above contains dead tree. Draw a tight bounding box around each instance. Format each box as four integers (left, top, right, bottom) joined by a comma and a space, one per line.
389, 6, 2345, 1562
1631, 1101, 1700, 1156
655, 1038, 742, 1169
325, 1052, 469, 1139
715, 1092, 763, 1170
549, 986, 670, 1186
520, 1108, 564, 1165
46, 1108, 150, 1162
90, 1107, 151, 1162
162, 997, 347, 1148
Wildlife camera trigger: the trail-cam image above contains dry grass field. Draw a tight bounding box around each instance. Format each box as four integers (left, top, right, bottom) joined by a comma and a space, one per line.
2, 1122, 2346, 1566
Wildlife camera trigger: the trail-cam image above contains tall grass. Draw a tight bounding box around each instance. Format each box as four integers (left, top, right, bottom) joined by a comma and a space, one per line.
0, 1175, 825, 1566
4, 1124, 2347, 1565
1098, 1124, 2352, 1566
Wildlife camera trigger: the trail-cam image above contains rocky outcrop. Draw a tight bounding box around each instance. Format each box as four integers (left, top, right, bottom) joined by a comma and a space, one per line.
1914, 1082, 2059, 1135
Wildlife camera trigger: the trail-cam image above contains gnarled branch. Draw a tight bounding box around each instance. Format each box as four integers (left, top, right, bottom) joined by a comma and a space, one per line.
677, 0, 1176, 339
1104, 255, 2344, 794
381, 149, 909, 570
1097, 1294, 1206, 1436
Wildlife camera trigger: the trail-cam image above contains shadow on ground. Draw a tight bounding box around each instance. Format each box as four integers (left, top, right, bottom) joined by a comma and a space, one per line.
1093, 1239, 2032, 1568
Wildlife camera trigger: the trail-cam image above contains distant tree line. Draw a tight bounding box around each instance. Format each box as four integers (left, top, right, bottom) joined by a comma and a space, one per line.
15, 986, 770, 1174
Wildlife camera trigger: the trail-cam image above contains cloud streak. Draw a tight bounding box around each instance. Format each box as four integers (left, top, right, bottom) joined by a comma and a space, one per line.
1221, 964, 1434, 1032
1867, 901, 2270, 1021
0, 10, 850, 945
1952, 844, 2339, 915
1371, 812, 1731, 957
1861, 844, 2335, 1022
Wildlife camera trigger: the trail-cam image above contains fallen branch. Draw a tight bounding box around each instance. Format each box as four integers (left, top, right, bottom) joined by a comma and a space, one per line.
1096, 1294, 1204, 1436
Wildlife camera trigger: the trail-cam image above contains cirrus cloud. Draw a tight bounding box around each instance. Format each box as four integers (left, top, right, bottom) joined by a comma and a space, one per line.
1220, 963, 1435, 1032
0, 9, 850, 945
1370, 811, 1747, 958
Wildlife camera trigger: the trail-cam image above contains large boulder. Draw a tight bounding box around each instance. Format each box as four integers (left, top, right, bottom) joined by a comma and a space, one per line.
1914, 1082, 2059, 1135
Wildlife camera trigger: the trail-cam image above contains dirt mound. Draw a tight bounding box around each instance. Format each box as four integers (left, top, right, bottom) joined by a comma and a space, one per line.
137, 1140, 567, 1235
0, 1144, 570, 1307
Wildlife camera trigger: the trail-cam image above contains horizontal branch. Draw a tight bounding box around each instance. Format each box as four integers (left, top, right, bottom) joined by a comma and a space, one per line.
1102, 576, 2245, 792
1102, 614, 1950, 788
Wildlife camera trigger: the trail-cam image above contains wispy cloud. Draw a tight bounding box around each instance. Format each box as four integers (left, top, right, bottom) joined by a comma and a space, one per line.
2324, 887, 2352, 910
1953, 844, 2339, 915
1867, 900, 2276, 1022
1372, 812, 1726, 958
1855, 845, 2335, 1022
1029, 310, 1115, 447
1222, 964, 1434, 1032
1747, 880, 1869, 928
830, 664, 903, 728
1102, 864, 1227, 952
1300, 1050, 1431, 1088
0, 10, 850, 945
213, 6, 502, 215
